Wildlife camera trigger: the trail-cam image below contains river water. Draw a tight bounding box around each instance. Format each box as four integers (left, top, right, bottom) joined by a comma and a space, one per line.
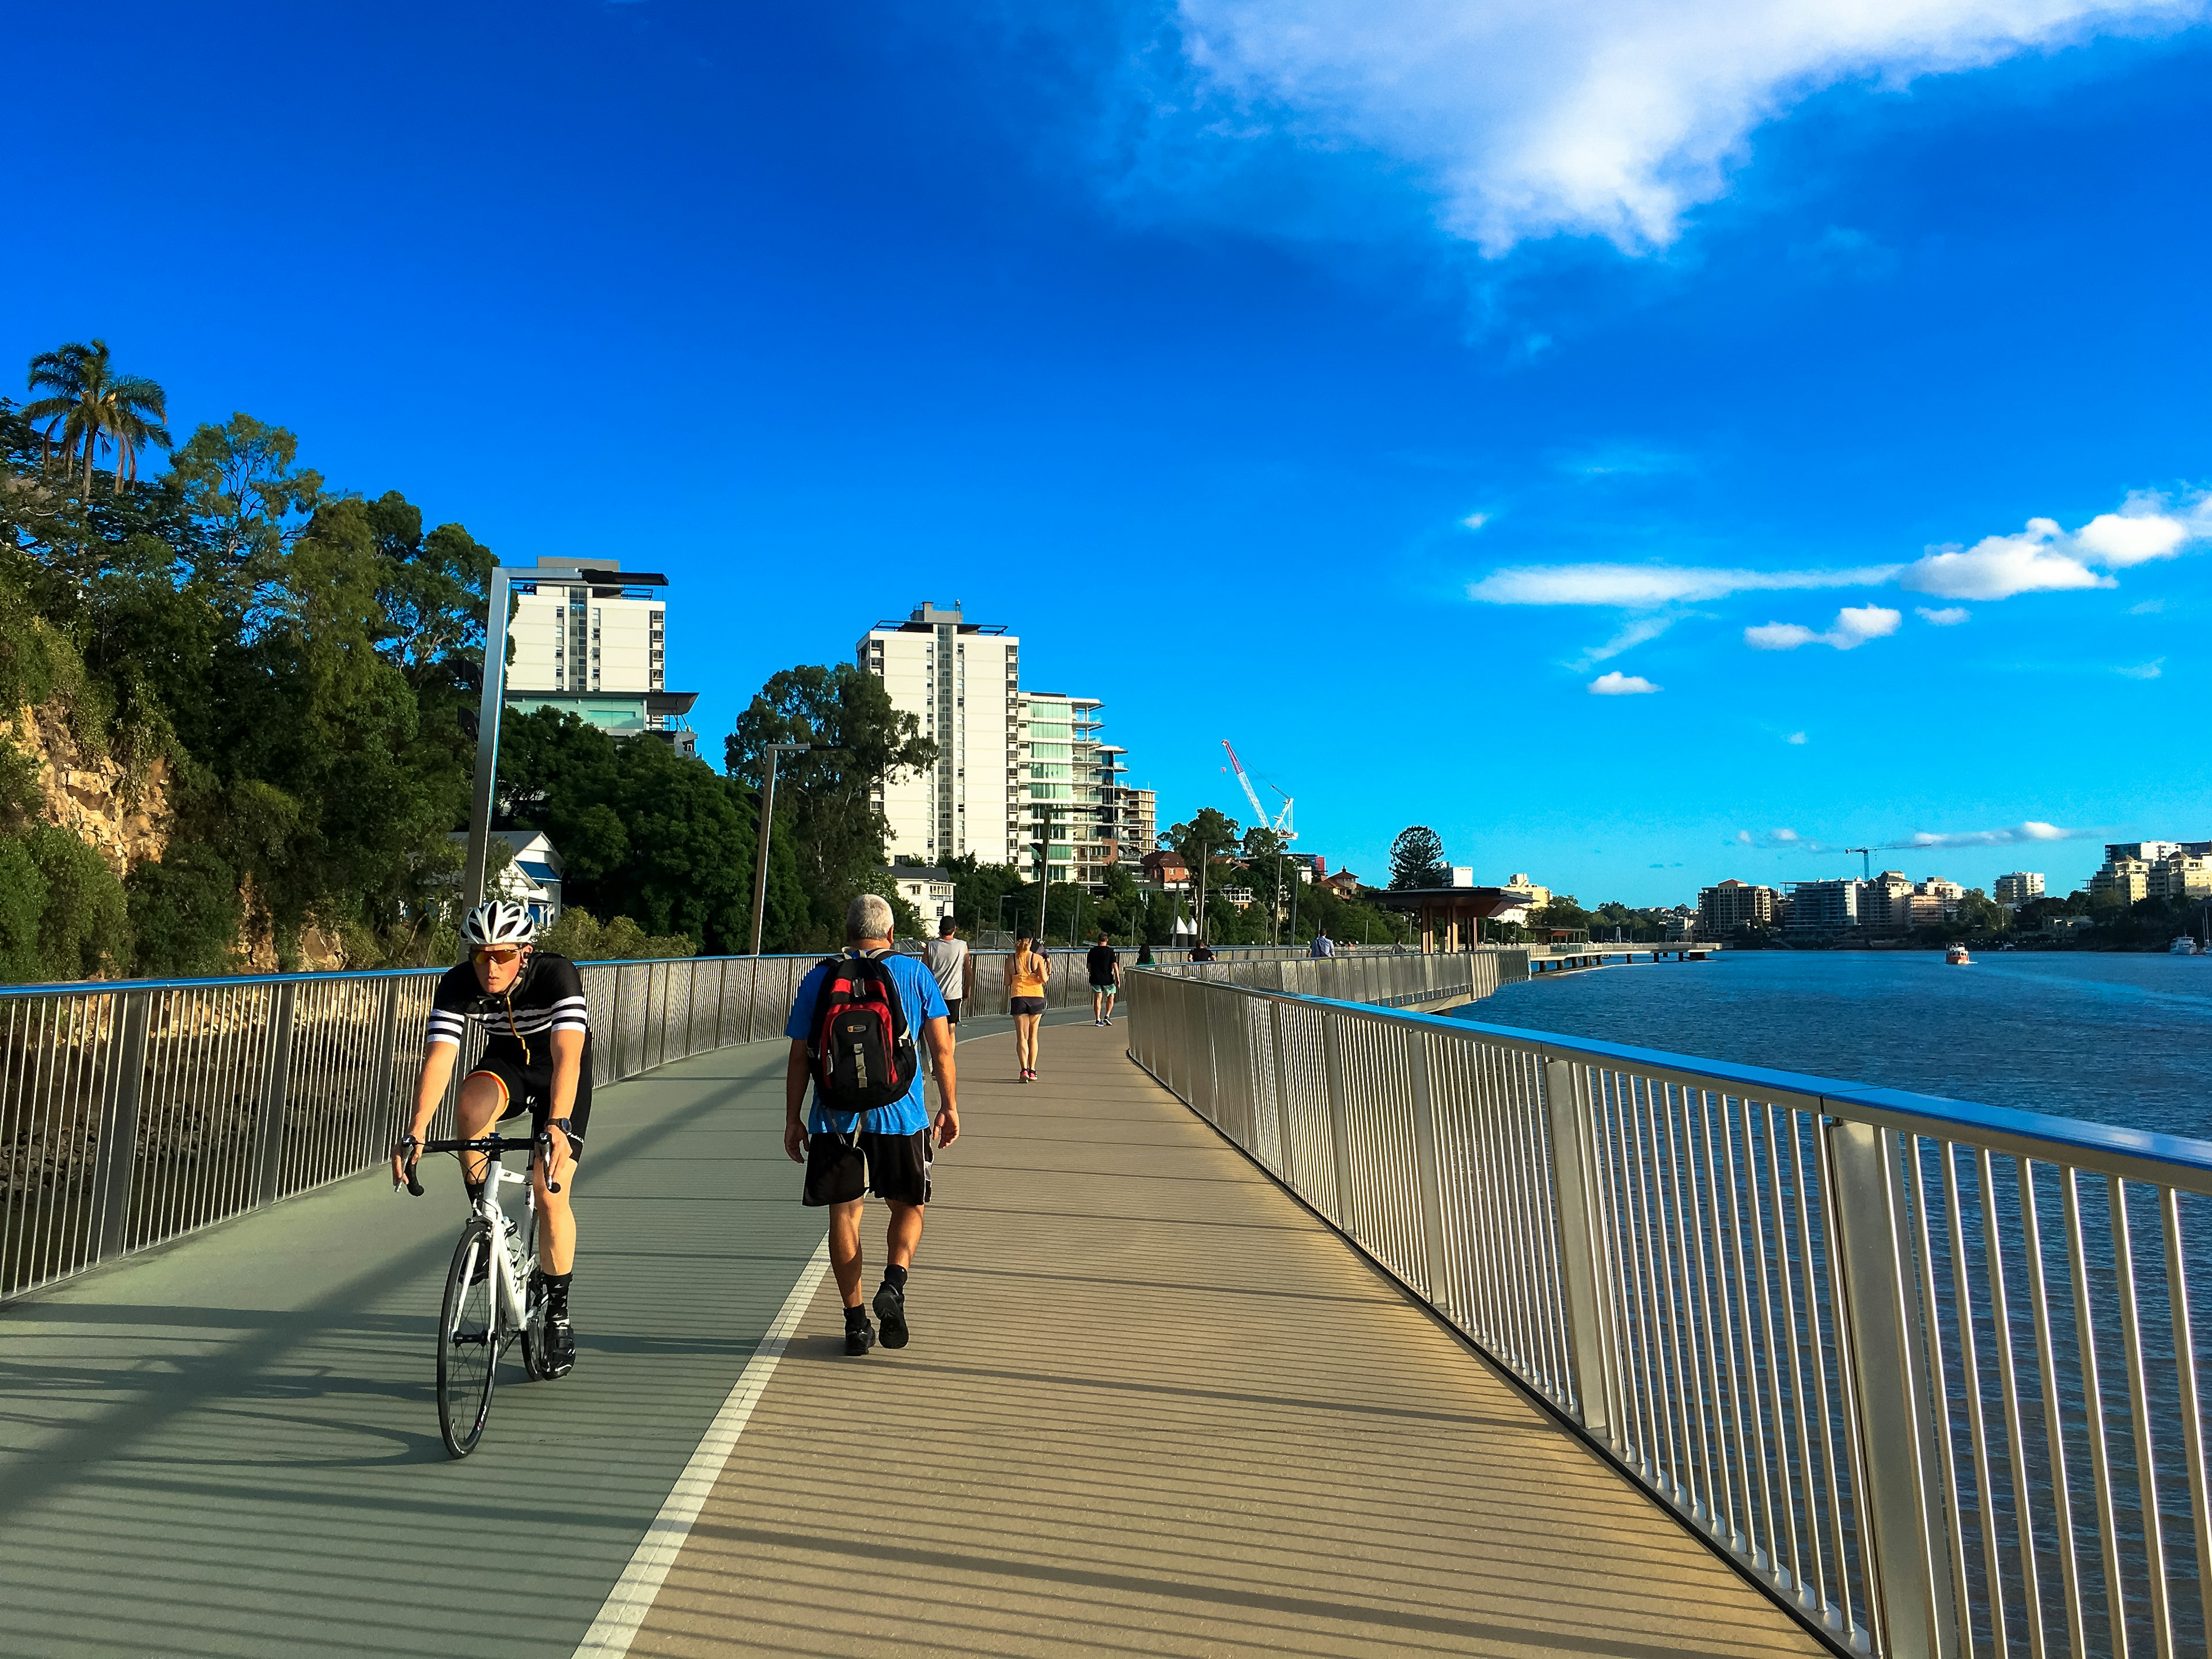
1454, 949, 2212, 1145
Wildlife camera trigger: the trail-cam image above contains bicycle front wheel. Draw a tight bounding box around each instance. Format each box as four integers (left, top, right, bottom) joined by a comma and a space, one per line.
436, 1224, 498, 1458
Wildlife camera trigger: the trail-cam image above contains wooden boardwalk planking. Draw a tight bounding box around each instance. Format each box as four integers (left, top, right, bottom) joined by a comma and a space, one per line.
628, 1022, 1827, 1659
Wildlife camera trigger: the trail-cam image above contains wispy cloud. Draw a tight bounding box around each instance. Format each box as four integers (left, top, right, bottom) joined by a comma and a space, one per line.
1916, 606, 1971, 626
1588, 671, 1660, 695
2130, 599, 2167, 615
1744, 605, 1901, 651
1730, 820, 2094, 855
2117, 660, 2164, 680
1884, 821, 2085, 850
1460, 511, 1490, 531
1146, 2, 2210, 252
1570, 615, 1676, 669
1474, 563, 1898, 608
1785, 731, 1807, 745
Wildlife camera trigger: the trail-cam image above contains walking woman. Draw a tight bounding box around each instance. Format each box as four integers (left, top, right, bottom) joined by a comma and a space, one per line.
1007, 934, 1049, 1082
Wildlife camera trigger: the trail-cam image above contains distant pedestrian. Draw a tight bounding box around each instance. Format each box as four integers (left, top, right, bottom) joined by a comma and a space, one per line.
1088, 928, 1121, 1026
1309, 930, 1335, 959
923, 917, 971, 1059
1188, 941, 1215, 963
1136, 939, 1155, 967
1007, 933, 1049, 1082
784, 894, 959, 1357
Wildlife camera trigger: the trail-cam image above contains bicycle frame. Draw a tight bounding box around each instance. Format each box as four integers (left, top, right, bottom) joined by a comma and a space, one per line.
472, 1153, 537, 1346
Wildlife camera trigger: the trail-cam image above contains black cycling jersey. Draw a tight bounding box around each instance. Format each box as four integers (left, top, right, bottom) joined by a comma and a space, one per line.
427, 952, 592, 1067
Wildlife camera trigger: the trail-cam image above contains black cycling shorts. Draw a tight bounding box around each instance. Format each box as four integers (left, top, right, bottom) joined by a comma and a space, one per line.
804, 1128, 931, 1207
468, 1051, 594, 1157
1009, 996, 1046, 1016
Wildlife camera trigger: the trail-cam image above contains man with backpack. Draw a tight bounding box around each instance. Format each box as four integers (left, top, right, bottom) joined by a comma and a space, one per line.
784, 893, 960, 1355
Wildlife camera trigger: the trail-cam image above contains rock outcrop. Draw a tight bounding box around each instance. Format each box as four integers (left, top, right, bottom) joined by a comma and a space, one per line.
3, 701, 172, 875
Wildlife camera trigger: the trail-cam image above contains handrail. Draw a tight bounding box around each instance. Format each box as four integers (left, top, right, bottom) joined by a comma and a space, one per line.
1127, 962, 2212, 1659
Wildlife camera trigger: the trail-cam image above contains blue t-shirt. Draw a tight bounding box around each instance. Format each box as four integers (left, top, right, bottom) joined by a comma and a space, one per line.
785, 950, 949, 1135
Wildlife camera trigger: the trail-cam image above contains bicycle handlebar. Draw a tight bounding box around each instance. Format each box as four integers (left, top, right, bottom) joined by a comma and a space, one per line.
399, 1132, 563, 1197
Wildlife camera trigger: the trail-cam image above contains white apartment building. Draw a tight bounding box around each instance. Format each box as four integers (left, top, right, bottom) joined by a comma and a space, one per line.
1993, 872, 2045, 907
509, 558, 666, 696
860, 604, 1020, 867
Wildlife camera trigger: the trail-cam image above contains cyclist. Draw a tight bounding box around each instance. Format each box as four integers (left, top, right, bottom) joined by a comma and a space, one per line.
391, 900, 593, 1376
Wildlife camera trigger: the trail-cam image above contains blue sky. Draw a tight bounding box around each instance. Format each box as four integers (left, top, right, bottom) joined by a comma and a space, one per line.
9, 2, 2210, 905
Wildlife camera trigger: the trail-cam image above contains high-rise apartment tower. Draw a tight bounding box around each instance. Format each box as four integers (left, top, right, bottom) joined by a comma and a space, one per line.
859, 604, 1020, 867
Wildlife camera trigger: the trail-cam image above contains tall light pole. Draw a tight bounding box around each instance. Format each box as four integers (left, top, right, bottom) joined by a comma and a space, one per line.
748, 742, 810, 955
463, 560, 667, 908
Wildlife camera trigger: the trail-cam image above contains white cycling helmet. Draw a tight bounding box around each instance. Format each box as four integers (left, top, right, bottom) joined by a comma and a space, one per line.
462, 899, 536, 947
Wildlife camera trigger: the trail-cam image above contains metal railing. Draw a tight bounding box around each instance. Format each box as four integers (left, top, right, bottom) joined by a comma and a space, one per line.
0, 943, 1359, 1305
1126, 967, 2212, 1659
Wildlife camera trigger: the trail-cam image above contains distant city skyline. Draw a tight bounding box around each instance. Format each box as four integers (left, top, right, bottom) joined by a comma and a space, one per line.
11, 5, 2209, 907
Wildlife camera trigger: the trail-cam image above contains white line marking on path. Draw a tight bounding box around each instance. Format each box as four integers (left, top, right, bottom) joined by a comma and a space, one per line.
573, 1237, 832, 1658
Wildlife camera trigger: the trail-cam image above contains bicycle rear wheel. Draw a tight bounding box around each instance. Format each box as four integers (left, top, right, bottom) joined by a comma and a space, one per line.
436, 1224, 498, 1457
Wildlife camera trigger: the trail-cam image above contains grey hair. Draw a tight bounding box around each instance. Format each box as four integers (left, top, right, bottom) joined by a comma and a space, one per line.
847, 892, 895, 941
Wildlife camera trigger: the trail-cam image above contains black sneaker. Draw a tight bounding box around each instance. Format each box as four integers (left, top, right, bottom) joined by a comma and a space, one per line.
844, 1316, 876, 1357
542, 1311, 575, 1377
873, 1281, 910, 1349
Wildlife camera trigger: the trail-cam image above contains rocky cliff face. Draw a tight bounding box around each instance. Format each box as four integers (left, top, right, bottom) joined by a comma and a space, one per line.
5, 700, 172, 874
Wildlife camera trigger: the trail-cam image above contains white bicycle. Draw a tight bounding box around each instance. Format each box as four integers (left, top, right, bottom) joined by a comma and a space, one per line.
402, 1131, 562, 1457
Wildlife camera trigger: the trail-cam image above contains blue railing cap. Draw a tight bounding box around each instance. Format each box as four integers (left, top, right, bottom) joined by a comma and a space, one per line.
1293, 994, 2212, 1179
0, 954, 826, 998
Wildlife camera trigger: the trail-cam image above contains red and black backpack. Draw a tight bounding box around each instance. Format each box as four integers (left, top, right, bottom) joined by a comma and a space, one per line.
808, 950, 919, 1117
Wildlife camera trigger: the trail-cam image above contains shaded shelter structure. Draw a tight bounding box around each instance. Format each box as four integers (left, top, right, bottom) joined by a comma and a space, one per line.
1374, 885, 1533, 952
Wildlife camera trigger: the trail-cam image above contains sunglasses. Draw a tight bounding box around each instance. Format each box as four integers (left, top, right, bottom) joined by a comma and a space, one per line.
474, 946, 525, 966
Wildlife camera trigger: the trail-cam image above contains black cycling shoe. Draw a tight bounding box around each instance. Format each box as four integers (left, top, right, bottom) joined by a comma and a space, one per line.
542, 1311, 576, 1377
844, 1316, 876, 1357
873, 1281, 910, 1349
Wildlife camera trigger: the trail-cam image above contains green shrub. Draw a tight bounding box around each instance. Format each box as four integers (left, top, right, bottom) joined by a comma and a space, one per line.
127, 842, 243, 978
0, 836, 49, 983
24, 825, 130, 980
539, 906, 696, 963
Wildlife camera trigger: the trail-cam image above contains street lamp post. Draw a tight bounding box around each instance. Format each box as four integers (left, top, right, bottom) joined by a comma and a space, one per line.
747, 742, 811, 956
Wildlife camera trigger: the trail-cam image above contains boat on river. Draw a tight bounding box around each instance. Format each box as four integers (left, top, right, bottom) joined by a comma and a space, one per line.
1946, 944, 1972, 965
2171, 935, 2201, 955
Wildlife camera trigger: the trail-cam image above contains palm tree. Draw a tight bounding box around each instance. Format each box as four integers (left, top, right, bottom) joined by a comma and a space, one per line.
22, 339, 171, 493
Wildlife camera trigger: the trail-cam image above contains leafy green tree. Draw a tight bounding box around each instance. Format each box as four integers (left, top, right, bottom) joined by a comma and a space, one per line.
726, 662, 933, 945
126, 844, 243, 976
1388, 825, 1447, 889
168, 413, 322, 578
501, 710, 763, 951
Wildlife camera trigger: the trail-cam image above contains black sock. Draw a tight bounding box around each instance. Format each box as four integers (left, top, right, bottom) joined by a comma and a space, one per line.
543, 1270, 573, 1315
844, 1302, 870, 1328
464, 1177, 487, 1205
882, 1263, 908, 1291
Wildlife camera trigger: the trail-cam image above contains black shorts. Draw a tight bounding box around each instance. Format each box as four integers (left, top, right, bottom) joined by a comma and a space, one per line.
468, 1051, 594, 1157
804, 1127, 932, 1207
942, 999, 961, 1025
1010, 996, 1046, 1016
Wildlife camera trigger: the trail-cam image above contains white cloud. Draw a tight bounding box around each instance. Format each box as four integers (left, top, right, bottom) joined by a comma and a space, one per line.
1158, 2, 2210, 252
1916, 606, 1971, 626
1745, 605, 1900, 650
1902, 495, 2212, 599
1473, 562, 1899, 607
1461, 511, 1490, 531
1588, 671, 1660, 694
2130, 598, 2167, 614
2117, 660, 2164, 679
1785, 731, 1807, 744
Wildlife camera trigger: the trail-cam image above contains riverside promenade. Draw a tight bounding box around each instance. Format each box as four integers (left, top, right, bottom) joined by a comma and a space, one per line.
0, 1014, 1823, 1658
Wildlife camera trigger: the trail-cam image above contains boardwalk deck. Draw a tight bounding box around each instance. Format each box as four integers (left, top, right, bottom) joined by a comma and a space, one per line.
623, 1023, 1825, 1659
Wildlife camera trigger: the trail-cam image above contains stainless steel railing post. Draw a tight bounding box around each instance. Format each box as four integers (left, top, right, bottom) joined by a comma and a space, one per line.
371, 978, 403, 1135
1268, 998, 1297, 1190
1824, 1119, 1961, 1659
1406, 1029, 1452, 1310
94, 990, 152, 1263
1320, 1009, 1355, 1230
1543, 1055, 1612, 1434
252, 980, 301, 1208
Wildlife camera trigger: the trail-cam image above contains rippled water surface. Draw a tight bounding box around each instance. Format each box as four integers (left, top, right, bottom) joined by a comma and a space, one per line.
1457, 949, 2212, 1143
